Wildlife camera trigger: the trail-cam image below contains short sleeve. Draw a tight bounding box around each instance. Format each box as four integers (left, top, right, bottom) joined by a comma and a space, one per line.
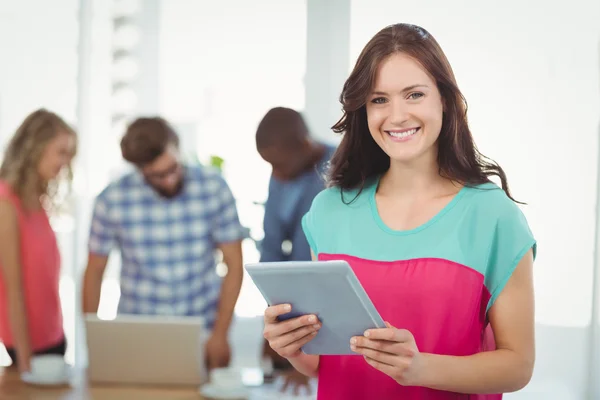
211, 175, 246, 243
301, 189, 333, 256
301, 208, 318, 256
88, 194, 117, 256
485, 203, 537, 312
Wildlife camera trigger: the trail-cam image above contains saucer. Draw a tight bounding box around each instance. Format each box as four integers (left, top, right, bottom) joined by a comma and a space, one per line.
21, 366, 72, 386
199, 382, 250, 400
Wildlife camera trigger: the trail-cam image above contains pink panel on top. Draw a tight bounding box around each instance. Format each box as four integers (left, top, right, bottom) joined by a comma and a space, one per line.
315, 253, 499, 400
0, 182, 64, 351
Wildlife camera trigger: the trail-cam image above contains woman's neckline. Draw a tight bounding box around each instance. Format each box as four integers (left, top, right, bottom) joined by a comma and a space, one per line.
0, 181, 46, 215
368, 175, 468, 236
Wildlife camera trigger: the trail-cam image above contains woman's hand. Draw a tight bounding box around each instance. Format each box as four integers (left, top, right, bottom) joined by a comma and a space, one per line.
17, 352, 31, 373
350, 322, 423, 386
263, 304, 321, 359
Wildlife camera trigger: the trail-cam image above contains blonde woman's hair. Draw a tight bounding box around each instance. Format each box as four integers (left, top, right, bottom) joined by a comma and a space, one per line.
0, 108, 77, 211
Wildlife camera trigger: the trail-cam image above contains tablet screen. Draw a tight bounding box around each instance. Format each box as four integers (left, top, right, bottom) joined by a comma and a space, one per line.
245, 260, 385, 355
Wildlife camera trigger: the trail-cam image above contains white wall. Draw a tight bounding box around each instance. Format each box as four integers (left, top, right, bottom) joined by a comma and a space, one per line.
304, 0, 349, 145
0, 0, 78, 146
347, 1, 600, 398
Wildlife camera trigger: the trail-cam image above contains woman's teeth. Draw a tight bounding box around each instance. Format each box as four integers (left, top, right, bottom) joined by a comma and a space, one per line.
386, 128, 419, 139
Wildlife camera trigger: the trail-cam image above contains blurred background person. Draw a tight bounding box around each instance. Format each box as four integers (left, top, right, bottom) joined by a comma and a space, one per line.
255, 107, 335, 394
256, 107, 335, 263
0, 109, 77, 373
81, 117, 246, 370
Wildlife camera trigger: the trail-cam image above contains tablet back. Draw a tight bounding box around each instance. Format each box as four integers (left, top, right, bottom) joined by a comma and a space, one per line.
245, 260, 385, 355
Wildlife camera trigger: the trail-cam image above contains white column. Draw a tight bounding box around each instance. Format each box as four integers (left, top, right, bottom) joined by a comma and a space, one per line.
590, 121, 600, 397
74, 0, 94, 368
76, 0, 94, 195
131, 0, 161, 116
304, 0, 351, 145
591, 37, 600, 396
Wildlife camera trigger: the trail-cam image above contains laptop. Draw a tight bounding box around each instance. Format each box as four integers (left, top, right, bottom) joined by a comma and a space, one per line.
84, 313, 208, 386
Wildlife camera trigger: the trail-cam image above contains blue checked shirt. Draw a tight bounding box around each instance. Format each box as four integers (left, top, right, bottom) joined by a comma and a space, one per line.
88, 165, 246, 328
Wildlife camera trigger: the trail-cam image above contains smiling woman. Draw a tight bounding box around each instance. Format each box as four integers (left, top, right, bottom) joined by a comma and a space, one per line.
329, 24, 512, 202
366, 57, 443, 162
349, 2, 600, 397
263, 23, 536, 399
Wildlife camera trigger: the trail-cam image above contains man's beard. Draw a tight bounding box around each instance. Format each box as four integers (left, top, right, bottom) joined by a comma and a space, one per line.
152, 177, 185, 198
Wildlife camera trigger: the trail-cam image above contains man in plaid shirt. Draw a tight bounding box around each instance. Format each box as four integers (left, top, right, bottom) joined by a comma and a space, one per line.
82, 117, 245, 369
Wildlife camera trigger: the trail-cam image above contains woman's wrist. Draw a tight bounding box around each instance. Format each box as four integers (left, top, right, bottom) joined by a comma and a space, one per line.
287, 353, 320, 377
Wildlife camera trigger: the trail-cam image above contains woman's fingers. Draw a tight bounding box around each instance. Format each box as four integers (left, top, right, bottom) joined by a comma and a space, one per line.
270, 322, 321, 350
263, 305, 321, 358
276, 328, 319, 358
264, 306, 319, 341
264, 304, 292, 324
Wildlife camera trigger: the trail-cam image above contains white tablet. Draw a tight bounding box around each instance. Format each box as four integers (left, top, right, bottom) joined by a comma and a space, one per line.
245, 260, 385, 355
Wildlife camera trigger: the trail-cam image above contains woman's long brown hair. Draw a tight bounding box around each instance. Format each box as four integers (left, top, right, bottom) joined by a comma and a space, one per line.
328, 23, 518, 203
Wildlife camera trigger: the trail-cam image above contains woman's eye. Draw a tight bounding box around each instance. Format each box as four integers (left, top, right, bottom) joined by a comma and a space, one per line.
407, 92, 424, 100
370, 97, 387, 104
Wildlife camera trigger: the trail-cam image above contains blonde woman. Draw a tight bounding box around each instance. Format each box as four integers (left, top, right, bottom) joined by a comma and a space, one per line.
0, 109, 77, 373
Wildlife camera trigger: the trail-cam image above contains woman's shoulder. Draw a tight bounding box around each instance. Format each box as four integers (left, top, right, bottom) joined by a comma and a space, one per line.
0, 180, 19, 205
463, 181, 526, 220
310, 182, 373, 214
0, 180, 19, 223
459, 181, 534, 255
0, 179, 13, 195
302, 182, 373, 255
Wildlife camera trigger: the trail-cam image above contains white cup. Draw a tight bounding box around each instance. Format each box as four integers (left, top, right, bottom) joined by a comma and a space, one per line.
30, 355, 67, 381
210, 367, 244, 389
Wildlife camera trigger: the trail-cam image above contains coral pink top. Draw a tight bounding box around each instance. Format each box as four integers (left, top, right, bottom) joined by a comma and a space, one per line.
0, 181, 63, 351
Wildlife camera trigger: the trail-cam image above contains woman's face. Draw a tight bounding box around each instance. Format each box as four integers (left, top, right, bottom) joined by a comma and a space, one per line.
37, 131, 76, 182
366, 52, 444, 166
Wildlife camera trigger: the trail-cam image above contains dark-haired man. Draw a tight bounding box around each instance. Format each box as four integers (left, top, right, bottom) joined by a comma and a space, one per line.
256, 107, 335, 393
256, 107, 335, 264
82, 117, 245, 370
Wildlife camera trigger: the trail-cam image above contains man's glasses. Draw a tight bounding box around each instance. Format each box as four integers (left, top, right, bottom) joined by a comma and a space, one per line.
144, 163, 181, 181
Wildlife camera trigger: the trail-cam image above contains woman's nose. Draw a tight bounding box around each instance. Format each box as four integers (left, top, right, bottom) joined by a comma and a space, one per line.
389, 100, 410, 124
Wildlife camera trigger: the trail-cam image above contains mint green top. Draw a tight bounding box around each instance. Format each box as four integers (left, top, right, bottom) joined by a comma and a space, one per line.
302, 179, 537, 311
